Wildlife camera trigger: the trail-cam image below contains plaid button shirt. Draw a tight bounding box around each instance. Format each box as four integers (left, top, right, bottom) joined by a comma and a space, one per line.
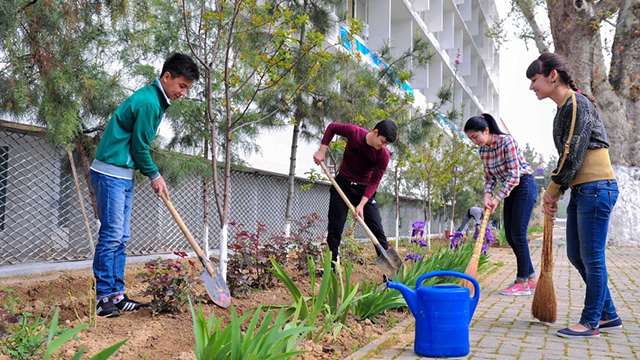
479, 134, 533, 201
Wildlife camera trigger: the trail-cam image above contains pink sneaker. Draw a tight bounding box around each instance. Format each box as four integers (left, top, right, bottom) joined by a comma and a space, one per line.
499, 281, 531, 296
528, 281, 537, 294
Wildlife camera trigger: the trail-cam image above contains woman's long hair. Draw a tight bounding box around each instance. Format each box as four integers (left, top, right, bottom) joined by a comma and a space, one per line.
526, 52, 596, 104
463, 113, 505, 135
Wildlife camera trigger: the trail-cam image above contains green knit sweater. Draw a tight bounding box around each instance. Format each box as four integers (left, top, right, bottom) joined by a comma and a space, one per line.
93, 79, 170, 179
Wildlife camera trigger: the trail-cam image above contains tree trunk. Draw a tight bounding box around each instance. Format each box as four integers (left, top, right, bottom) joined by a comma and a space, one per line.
284, 121, 301, 238
539, 0, 640, 244
203, 137, 210, 260
394, 165, 400, 249
450, 175, 457, 233
607, 0, 640, 244
75, 135, 98, 218
284, 2, 309, 238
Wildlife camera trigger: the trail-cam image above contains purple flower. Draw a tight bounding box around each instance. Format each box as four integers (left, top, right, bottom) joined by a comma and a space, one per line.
455, 59, 461, 64
450, 237, 460, 251
485, 228, 494, 244
418, 240, 428, 247
405, 253, 423, 262
482, 243, 488, 255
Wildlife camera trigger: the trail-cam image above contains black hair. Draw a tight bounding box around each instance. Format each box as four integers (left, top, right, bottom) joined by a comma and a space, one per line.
161, 53, 200, 82
373, 119, 398, 143
526, 52, 596, 104
463, 113, 505, 135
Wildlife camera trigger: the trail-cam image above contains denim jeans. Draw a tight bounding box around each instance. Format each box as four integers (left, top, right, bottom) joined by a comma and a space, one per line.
566, 179, 618, 329
503, 174, 537, 282
90, 170, 134, 299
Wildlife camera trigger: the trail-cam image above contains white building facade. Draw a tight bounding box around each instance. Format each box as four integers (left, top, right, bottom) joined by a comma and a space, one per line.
343, 0, 500, 121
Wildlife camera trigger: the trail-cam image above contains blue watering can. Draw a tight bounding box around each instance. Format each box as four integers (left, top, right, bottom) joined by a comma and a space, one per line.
387, 270, 479, 358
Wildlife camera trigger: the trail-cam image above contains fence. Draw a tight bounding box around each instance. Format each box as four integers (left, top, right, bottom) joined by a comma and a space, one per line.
0, 120, 445, 268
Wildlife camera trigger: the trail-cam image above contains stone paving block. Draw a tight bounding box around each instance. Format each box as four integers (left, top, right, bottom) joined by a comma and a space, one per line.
496, 344, 522, 356
342, 237, 640, 360
468, 354, 503, 360
517, 351, 545, 360
542, 339, 567, 352
589, 349, 621, 359
475, 336, 502, 350
566, 347, 590, 358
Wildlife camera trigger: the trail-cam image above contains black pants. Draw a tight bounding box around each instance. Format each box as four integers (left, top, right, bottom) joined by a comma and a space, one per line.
327, 173, 389, 264
457, 209, 474, 232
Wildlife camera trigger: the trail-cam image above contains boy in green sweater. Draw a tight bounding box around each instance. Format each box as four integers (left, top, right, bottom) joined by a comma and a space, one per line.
90, 53, 199, 317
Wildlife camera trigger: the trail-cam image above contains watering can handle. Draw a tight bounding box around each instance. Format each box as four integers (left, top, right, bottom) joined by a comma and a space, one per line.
416, 270, 480, 316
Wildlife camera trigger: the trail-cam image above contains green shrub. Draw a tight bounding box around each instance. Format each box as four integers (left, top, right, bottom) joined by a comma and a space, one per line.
497, 226, 507, 246
0, 310, 53, 359
136, 252, 200, 314
396, 241, 490, 288
270, 213, 325, 274
189, 300, 312, 360
227, 221, 290, 297
268, 248, 360, 342
353, 276, 406, 323
42, 307, 127, 360
527, 225, 544, 236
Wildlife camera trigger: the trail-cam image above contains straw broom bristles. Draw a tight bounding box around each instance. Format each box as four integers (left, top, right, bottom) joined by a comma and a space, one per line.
462, 209, 492, 293
531, 210, 557, 323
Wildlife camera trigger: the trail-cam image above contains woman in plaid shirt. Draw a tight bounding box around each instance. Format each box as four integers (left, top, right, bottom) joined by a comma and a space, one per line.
464, 113, 537, 296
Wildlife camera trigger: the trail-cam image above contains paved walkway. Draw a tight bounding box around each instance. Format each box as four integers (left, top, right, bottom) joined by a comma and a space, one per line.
345, 220, 640, 359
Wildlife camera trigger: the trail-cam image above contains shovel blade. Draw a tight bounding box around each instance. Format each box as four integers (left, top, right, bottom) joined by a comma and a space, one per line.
375, 247, 404, 280
199, 269, 231, 308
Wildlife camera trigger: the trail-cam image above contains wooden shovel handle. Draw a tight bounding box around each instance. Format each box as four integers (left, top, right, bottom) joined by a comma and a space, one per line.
319, 162, 382, 247
160, 193, 216, 277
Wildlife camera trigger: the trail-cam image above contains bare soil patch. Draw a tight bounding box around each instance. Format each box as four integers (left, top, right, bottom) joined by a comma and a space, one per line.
0, 254, 410, 360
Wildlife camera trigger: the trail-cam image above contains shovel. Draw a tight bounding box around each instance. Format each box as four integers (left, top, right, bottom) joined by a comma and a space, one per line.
160, 193, 231, 308
319, 162, 404, 279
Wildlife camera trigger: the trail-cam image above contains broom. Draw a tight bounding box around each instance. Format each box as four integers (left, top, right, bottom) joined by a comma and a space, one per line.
462, 208, 492, 292
531, 203, 557, 323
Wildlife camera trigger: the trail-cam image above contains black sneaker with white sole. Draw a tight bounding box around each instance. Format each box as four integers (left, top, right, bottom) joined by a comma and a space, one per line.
114, 294, 149, 312
96, 297, 120, 318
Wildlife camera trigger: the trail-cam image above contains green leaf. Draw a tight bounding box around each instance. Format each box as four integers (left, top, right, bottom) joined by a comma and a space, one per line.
88, 339, 128, 360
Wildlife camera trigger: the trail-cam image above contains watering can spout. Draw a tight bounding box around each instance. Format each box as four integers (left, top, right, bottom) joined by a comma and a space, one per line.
386, 281, 417, 313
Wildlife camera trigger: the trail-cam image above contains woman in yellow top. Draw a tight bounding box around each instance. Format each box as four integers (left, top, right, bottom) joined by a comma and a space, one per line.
527, 53, 620, 338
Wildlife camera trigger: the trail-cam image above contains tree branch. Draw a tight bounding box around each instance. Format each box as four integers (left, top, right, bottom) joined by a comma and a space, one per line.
592, 0, 621, 24
512, 0, 549, 53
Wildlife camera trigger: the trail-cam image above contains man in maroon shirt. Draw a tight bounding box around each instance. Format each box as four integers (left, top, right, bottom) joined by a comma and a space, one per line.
313, 120, 397, 273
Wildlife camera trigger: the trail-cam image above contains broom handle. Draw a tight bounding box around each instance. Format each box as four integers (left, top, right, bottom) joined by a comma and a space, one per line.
542, 202, 557, 270
461, 208, 492, 291
470, 208, 492, 260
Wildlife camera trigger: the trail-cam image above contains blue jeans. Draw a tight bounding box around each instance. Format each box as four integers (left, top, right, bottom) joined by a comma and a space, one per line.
90, 170, 134, 299
566, 179, 618, 329
503, 174, 537, 282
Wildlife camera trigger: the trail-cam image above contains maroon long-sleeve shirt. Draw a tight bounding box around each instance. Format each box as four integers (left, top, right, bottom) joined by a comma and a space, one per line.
321, 123, 390, 199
